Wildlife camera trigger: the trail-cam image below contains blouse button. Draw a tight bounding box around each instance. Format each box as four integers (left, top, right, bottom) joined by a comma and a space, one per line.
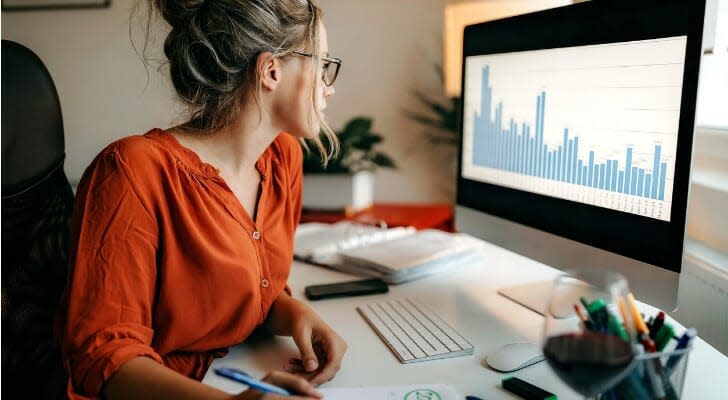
252, 231, 261, 240
261, 279, 269, 288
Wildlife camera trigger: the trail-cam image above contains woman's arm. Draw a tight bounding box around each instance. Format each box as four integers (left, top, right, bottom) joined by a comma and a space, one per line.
103, 357, 231, 400
103, 356, 321, 400
264, 293, 347, 385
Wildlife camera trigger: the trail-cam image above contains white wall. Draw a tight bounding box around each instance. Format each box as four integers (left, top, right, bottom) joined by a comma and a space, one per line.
2, 1, 181, 185
3, 0, 457, 203
317, 0, 453, 202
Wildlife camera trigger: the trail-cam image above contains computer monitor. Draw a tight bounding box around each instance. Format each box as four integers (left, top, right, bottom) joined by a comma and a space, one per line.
455, 0, 706, 313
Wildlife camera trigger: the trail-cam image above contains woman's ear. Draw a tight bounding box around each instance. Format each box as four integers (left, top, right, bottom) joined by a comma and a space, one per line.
258, 52, 281, 91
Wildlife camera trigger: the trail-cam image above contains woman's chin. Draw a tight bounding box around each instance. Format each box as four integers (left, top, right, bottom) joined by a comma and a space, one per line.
305, 124, 322, 139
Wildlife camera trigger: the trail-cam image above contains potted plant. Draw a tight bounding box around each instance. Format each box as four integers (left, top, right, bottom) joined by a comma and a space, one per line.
404, 65, 459, 147
403, 64, 460, 200
302, 116, 396, 214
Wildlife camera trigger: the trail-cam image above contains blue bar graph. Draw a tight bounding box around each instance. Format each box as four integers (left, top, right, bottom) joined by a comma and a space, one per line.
472, 66, 667, 201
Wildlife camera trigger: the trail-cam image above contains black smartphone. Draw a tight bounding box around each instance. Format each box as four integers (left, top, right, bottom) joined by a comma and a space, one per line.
304, 278, 388, 300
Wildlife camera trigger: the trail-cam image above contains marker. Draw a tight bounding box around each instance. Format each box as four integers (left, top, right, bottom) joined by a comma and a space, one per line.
502, 376, 558, 400
214, 367, 290, 396
655, 323, 676, 351
581, 297, 605, 332
650, 311, 666, 340
585, 299, 629, 341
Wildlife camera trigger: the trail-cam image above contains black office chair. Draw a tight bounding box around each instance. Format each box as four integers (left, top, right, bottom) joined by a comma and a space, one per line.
1, 40, 74, 398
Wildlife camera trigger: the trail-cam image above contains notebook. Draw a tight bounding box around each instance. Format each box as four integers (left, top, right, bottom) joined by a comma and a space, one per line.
319, 384, 459, 400
294, 222, 481, 284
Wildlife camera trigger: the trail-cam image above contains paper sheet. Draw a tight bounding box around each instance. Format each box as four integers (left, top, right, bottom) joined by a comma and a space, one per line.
319, 384, 459, 400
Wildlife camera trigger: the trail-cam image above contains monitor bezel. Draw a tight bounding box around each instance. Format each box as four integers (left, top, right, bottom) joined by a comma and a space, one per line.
456, 0, 706, 274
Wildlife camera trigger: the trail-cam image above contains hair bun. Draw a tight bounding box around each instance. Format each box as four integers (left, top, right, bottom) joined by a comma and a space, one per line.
178, 0, 204, 12
156, 0, 205, 28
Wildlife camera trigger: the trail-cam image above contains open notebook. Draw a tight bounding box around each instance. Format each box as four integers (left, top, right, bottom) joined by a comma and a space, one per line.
294, 222, 481, 284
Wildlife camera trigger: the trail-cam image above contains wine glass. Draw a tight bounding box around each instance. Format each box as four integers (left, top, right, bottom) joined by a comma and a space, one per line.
541, 269, 637, 399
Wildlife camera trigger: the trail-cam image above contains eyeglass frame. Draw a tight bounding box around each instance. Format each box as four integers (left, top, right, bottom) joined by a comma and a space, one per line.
291, 50, 342, 86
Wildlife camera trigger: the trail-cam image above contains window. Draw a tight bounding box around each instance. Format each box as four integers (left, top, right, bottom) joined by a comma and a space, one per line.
687, 0, 728, 268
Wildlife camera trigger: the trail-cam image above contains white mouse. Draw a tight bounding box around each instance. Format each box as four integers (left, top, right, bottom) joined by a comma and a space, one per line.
485, 342, 545, 372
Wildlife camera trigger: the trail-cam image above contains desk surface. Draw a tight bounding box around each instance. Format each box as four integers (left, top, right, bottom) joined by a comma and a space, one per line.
204, 238, 728, 399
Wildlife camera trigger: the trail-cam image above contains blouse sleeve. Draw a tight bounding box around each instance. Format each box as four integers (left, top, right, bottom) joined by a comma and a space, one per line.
59, 148, 163, 398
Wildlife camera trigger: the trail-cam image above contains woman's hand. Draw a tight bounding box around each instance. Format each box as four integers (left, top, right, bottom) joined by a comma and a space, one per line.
265, 294, 348, 386
232, 371, 322, 400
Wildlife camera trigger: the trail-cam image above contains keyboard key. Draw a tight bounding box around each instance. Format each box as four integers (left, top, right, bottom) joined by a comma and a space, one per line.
403, 299, 462, 352
358, 305, 414, 361
390, 300, 449, 356
371, 303, 427, 359
408, 299, 474, 351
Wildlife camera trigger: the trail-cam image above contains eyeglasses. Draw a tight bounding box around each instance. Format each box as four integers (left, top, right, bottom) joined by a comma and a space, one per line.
292, 50, 342, 86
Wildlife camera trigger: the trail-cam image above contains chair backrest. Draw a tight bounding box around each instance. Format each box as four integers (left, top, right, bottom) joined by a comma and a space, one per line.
1, 40, 74, 398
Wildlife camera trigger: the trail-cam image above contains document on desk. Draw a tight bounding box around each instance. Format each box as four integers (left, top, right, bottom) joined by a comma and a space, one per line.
319, 384, 459, 400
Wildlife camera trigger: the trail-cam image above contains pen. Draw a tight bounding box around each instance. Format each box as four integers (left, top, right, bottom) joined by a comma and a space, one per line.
617, 296, 630, 331
665, 328, 697, 371
214, 367, 291, 396
626, 293, 650, 336
573, 303, 594, 331
639, 335, 679, 400
634, 343, 645, 379
644, 355, 667, 400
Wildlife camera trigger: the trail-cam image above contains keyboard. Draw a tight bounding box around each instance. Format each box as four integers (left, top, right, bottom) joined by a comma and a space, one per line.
357, 298, 474, 363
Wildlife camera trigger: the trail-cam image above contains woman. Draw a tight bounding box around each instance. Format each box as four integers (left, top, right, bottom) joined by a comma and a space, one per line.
55, 0, 346, 398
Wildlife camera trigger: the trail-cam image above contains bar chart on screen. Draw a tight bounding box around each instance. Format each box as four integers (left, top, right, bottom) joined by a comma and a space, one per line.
461, 36, 688, 222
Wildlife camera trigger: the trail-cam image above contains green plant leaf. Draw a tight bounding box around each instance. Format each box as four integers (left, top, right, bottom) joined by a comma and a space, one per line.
301, 116, 396, 174
412, 90, 450, 117
350, 133, 382, 151
403, 111, 448, 130
339, 117, 373, 144
371, 152, 396, 169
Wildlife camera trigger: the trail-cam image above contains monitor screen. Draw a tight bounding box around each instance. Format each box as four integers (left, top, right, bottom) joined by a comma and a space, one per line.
455, 0, 705, 311
462, 36, 687, 223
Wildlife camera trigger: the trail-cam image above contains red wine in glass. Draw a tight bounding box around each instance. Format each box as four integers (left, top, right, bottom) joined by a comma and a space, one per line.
543, 332, 635, 397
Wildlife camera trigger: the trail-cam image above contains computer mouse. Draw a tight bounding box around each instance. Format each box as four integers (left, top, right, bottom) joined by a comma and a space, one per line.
485, 342, 545, 372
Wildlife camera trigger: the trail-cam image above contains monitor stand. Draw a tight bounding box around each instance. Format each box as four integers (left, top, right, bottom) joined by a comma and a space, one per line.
498, 281, 553, 316
498, 280, 592, 318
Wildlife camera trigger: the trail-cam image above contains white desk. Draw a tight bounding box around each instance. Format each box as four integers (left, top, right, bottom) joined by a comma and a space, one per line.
204, 239, 728, 399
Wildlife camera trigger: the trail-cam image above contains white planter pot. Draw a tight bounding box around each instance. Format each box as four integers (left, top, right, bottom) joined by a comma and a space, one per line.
302, 171, 374, 213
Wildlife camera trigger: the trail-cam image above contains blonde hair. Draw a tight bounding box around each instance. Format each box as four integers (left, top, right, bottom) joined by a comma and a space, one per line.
137, 0, 338, 162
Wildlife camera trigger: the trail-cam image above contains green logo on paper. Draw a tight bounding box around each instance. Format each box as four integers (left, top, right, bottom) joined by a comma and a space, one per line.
403, 388, 442, 400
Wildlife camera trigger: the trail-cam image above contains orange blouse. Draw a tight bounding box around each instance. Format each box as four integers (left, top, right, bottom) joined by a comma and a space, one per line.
55, 129, 302, 398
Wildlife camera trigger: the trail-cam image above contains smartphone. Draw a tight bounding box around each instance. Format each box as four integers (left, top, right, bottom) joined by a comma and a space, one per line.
305, 278, 388, 300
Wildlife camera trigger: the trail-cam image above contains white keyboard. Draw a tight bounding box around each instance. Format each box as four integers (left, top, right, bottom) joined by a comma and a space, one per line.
357, 298, 474, 363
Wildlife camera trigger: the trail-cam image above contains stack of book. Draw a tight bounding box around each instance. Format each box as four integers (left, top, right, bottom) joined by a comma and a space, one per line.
294, 222, 481, 284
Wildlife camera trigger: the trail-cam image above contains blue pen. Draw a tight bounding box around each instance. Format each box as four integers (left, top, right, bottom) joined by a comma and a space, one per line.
214, 367, 290, 396
665, 328, 697, 371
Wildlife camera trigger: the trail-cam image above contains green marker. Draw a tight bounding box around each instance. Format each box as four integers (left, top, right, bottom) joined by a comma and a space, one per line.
586, 299, 629, 342
655, 323, 676, 351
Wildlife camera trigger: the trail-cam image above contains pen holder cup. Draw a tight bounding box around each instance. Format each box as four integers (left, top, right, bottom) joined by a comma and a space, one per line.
597, 345, 693, 400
